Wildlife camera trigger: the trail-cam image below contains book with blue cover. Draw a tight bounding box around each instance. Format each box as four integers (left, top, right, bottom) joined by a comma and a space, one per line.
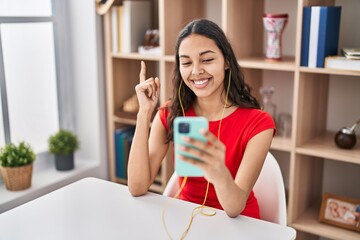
114, 126, 135, 179
302, 6, 341, 68
300, 7, 312, 66
316, 6, 342, 67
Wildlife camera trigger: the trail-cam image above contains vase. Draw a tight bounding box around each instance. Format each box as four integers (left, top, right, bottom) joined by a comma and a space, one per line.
263, 13, 288, 61
0, 163, 33, 191
259, 86, 277, 123
55, 154, 74, 171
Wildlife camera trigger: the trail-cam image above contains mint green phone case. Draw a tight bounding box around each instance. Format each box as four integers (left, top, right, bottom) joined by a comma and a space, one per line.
174, 116, 208, 177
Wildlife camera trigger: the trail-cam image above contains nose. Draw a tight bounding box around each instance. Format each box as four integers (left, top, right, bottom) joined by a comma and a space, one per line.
191, 63, 204, 75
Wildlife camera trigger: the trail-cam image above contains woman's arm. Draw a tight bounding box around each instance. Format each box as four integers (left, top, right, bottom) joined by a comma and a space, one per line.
127, 112, 169, 196
215, 129, 274, 217
127, 61, 169, 196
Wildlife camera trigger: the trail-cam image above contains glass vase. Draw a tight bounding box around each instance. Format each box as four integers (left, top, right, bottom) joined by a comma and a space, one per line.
260, 86, 277, 123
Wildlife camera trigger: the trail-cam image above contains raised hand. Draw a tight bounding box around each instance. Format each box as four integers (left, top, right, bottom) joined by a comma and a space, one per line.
135, 61, 160, 113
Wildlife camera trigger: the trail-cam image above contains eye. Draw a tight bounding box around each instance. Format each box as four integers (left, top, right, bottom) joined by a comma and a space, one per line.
181, 61, 192, 66
202, 58, 214, 63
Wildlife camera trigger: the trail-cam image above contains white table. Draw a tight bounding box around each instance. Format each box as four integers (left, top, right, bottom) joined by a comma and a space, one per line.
0, 177, 296, 240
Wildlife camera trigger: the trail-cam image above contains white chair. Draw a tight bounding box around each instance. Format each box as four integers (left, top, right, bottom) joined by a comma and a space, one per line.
253, 152, 287, 225
163, 152, 287, 225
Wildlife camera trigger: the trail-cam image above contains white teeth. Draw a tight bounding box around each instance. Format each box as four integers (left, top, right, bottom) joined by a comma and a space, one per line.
193, 79, 208, 85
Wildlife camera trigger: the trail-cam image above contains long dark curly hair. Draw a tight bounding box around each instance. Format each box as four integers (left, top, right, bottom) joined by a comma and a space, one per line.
165, 19, 260, 143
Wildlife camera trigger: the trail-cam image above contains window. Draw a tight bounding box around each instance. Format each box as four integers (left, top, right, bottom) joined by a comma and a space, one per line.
0, 0, 72, 153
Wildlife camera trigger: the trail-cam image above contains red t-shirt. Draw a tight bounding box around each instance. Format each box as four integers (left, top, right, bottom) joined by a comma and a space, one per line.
159, 105, 275, 219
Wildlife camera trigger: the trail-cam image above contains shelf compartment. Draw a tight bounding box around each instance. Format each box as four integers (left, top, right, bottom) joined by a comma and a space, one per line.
162, 0, 207, 55
271, 136, 292, 152
113, 112, 137, 125
296, 132, 360, 164
292, 207, 360, 240
238, 56, 296, 71
300, 67, 360, 77
112, 52, 161, 61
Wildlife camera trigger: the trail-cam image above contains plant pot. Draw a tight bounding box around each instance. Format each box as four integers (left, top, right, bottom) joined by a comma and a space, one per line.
55, 154, 74, 171
0, 163, 33, 191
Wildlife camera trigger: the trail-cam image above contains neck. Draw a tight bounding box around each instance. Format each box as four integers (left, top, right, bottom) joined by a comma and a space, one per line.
194, 96, 233, 121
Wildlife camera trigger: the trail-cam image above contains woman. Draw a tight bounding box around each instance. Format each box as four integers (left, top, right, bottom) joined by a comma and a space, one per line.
127, 19, 275, 219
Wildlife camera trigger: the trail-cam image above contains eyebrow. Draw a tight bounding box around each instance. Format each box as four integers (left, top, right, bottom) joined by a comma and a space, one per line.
179, 50, 216, 58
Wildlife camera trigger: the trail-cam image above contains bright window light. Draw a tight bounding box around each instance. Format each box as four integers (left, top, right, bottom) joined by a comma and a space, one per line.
1, 22, 59, 152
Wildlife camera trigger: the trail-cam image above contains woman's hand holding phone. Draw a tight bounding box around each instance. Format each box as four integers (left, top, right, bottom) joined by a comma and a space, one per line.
174, 117, 228, 183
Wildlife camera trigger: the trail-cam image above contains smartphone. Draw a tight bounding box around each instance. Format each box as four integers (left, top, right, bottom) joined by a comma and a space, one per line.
174, 116, 208, 177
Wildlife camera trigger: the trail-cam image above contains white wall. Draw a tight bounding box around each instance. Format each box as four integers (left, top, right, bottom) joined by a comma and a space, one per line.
66, 0, 108, 178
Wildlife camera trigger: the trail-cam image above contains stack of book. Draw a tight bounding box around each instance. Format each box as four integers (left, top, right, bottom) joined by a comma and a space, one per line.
342, 48, 360, 60
300, 6, 342, 68
325, 48, 360, 71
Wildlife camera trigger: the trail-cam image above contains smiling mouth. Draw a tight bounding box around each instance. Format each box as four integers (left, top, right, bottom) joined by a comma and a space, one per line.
191, 78, 210, 87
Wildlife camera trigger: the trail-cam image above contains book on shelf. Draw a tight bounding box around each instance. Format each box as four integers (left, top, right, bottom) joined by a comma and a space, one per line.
301, 6, 341, 68
342, 48, 360, 60
300, 6, 311, 66
121, 0, 151, 53
325, 56, 360, 71
111, 7, 118, 53
110, 1, 151, 53
114, 126, 135, 179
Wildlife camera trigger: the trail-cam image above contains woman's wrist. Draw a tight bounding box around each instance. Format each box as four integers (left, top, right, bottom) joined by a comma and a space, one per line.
137, 109, 153, 122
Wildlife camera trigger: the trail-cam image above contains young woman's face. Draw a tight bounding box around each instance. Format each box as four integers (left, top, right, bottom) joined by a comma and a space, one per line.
178, 34, 228, 99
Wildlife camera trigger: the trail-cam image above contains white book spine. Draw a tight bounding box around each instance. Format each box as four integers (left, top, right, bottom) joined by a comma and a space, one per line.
308, 6, 320, 68
111, 7, 118, 53
121, 1, 151, 53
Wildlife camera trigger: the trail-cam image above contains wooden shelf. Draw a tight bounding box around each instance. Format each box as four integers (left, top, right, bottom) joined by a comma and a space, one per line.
112, 52, 161, 61
292, 207, 360, 240
296, 132, 360, 164
300, 67, 360, 77
238, 56, 296, 71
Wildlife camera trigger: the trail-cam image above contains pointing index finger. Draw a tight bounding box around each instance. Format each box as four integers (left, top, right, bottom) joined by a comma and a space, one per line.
139, 61, 146, 83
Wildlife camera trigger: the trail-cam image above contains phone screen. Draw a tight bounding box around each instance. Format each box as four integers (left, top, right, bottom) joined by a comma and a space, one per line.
174, 116, 208, 177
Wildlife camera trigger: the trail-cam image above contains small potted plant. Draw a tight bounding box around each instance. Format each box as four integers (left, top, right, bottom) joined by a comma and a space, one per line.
0, 141, 36, 191
48, 129, 80, 171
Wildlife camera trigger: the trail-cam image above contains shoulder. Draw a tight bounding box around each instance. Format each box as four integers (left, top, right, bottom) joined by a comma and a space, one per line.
235, 107, 272, 120
235, 107, 276, 136
158, 100, 172, 130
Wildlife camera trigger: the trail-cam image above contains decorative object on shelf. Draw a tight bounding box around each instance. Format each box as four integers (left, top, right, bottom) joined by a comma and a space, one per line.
277, 113, 292, 138
48, 129, 80, 171
0, 141, 36, 191
122, 94, 139, 113
95, 0, 122, 15
334, 118, 359, 149
263, 13, 288, 61
259, 86, 277, 123
138, 29, 161, 55
319, 193, 360, 232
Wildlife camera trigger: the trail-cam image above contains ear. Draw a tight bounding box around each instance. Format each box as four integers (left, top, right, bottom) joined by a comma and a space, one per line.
225, 60, 230, 70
